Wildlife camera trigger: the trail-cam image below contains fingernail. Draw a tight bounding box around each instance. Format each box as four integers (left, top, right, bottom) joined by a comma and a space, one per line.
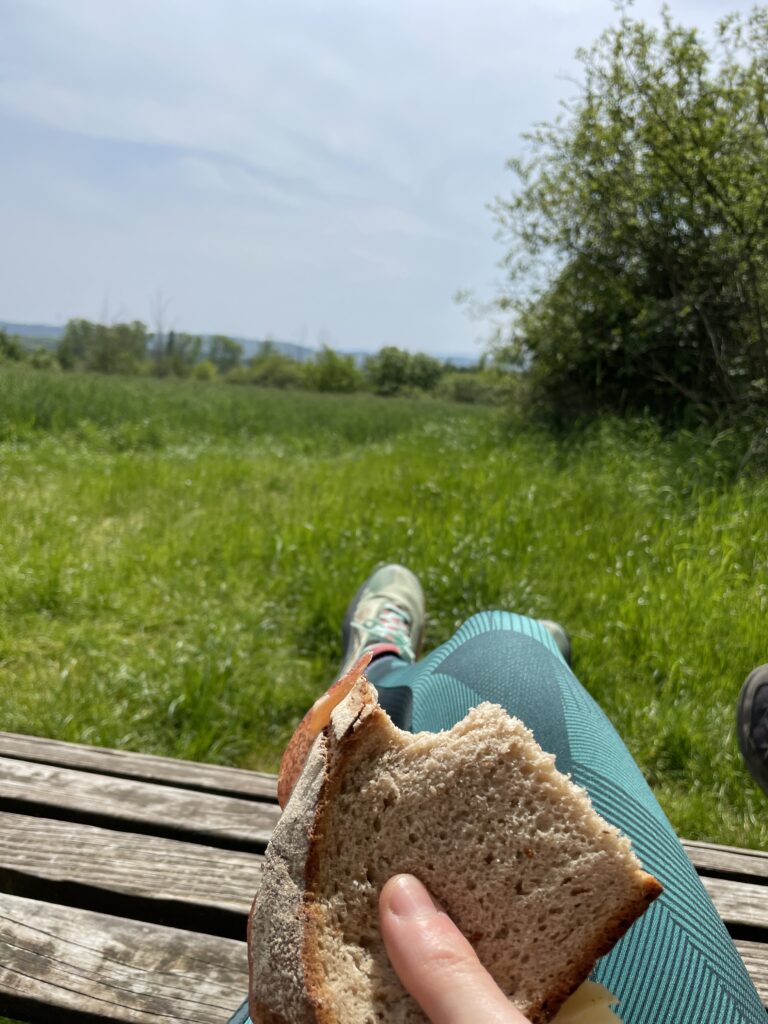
386, 875, 436, 919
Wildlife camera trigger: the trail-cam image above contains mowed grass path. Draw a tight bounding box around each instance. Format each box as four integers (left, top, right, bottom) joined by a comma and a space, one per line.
1, 368, 767, 848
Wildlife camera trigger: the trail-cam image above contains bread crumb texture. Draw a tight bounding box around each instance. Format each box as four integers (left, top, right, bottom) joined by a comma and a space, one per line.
251, 685, 658, 1024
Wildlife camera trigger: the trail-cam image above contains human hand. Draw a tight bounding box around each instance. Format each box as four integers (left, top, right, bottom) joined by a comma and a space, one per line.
379, 874, 533, 1024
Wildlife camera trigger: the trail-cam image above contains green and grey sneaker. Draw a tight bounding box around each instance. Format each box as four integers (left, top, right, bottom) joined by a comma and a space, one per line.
339, 564, 425, 679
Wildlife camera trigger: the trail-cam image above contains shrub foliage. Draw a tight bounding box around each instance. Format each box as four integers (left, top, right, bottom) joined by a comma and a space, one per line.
494, 7, 768, 424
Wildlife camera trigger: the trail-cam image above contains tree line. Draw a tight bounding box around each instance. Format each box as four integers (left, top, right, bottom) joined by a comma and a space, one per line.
0, 320, 505, 404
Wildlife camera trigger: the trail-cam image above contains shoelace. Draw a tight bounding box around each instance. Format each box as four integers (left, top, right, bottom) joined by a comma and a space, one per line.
354, 603, 415, 658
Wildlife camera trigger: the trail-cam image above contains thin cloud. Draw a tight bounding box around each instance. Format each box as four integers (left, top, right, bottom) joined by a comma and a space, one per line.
0, 0, 758, 354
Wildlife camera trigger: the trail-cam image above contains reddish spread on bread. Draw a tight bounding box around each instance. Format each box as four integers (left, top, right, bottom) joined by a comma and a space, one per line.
277, 652, 372, 808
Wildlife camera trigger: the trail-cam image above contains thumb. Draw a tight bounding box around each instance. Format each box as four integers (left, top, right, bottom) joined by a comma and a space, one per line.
379, 874, 532, 1024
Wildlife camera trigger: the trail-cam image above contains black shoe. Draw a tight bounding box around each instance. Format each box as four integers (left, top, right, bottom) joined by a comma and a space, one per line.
737, 665, 768, 796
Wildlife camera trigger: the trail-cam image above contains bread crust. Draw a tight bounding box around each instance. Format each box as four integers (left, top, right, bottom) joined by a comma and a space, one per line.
277, 653, 373, 809
301, 682, 384, 1023
249, 677, 379, 1023
251, 1008, 290, 1024
249, 678, 662, 1024
528, 881, 660, 1024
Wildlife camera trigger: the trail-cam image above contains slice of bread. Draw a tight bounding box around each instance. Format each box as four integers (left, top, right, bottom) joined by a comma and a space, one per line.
249, 673, 661, 1024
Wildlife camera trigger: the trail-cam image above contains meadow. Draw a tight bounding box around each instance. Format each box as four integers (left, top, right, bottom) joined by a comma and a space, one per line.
1, 366, 767, 849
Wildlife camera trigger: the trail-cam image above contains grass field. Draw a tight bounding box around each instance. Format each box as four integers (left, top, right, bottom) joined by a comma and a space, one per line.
1, 366, 767, 849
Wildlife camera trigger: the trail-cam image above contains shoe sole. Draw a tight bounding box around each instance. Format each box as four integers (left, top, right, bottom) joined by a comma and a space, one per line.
736, 665, 768, 796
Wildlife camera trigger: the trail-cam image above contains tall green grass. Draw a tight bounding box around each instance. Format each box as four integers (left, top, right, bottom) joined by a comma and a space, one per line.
0, 367, 466, 450
1, 367, 766, 848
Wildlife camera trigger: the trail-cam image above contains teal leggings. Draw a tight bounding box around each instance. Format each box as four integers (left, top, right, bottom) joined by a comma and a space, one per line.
232, 612, 765, 1023
368, 612, 765, 1023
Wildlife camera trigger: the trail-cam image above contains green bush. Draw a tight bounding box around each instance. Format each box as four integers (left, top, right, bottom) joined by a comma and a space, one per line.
225, 365, 251, 385
0, 329, 25, 362
408, 352, 443, 391
365, 346, 444, 396
193, 359, 218, 381
30, 347, 60, 371
493, 6, 768, 425
306, 346, 362, 393
247, 349, 307, 389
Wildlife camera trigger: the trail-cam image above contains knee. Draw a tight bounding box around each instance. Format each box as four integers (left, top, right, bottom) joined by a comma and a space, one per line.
457, 611, 559, 658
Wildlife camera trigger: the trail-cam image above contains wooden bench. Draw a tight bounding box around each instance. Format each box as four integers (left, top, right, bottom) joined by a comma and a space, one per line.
1, 731, 767, 1022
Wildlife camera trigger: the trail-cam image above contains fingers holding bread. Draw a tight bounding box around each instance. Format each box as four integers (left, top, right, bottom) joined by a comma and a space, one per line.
380, 874, 533, 1024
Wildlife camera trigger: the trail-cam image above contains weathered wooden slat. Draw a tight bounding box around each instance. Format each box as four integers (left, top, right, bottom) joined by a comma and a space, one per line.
0, 731, 278, 801
701, 876, 768, 930
0, 812, 261, 918
734, 940, 768, 1005
4, 808, 767, 936
0, 894, 766, 1024
683, 839, 768, 881
0, 757, 280, 849
0, 892, 247, 1024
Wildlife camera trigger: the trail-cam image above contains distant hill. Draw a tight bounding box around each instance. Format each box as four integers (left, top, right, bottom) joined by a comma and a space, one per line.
0, 321, 63, 346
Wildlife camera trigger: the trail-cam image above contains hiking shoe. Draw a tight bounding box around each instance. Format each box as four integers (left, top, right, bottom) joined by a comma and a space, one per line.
737, 664, 768, 796
339, 564, 425, 679
539, 619, 572, 667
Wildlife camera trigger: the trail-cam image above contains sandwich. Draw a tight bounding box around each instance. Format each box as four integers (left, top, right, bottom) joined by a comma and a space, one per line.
248, 656, 662, 1023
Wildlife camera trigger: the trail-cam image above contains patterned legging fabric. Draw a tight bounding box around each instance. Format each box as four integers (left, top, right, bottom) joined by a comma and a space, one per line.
366, 611, 765, 1023
231, 611, 765, 1023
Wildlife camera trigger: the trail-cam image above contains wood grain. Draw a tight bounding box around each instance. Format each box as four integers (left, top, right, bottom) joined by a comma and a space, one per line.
0, 756, 279, 849
0, 894, 766, 1024
701, 876, 768, 930
0, 811, 261, 915
683, 839, 768, 881
734, 940, 768, 1005
0, 731, 278, 801
0, 891, 247, 1023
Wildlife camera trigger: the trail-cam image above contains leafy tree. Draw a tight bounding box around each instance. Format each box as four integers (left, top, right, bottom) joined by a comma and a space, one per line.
365, 346, 412, 395
365, 346, 445, 395
58, 319, 148, 374
176, 334, 203, 372
57, 319, 143, 373
306, 346, 362, 393
408, 352, 443, 391
0, 329, 25, 362
155, 332, 203, 377
87, 321, 148, 374
247, 343, 307, 389
493, 6, 768, 424
207, 335, 243, 374
58, 319, 94, 369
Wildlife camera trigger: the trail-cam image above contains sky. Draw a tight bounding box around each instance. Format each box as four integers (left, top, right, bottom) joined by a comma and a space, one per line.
0, 0, 756, 357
